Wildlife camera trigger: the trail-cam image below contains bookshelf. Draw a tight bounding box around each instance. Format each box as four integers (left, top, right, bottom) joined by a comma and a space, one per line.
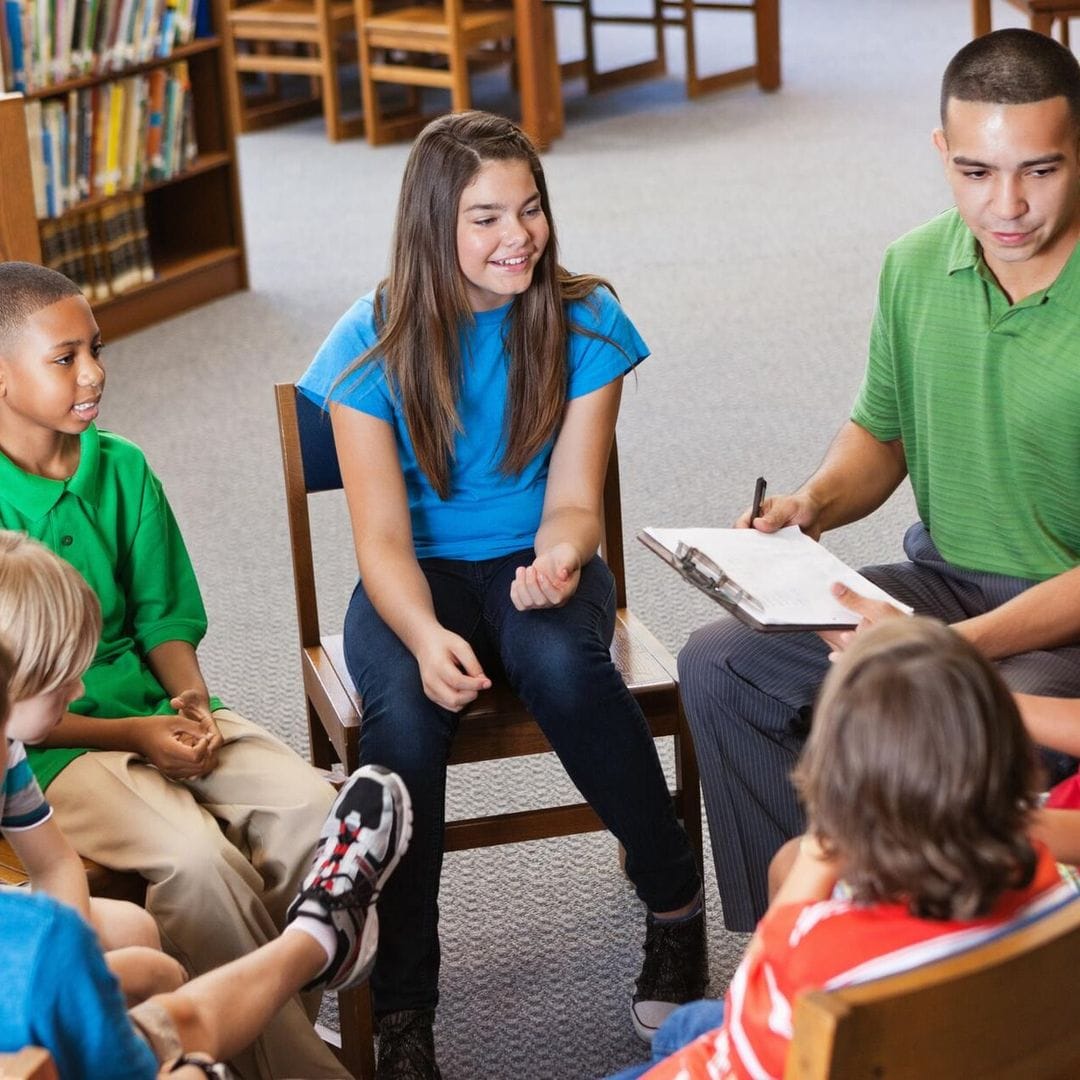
0, 0, 248, 340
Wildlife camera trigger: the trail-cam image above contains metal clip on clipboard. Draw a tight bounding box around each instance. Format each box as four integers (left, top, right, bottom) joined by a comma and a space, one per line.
674, 542, 767, 615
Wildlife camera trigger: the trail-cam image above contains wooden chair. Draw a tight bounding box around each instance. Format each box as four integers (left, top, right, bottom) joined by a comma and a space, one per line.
274, 381, 704, 1079
0, 1049, 58, 1080
972, 0, 1080, 44
784, 894, 1080, 1079
221, 0, 362, 141
0, 834, 146, 905
355, 0, 518, 146
550, 0, 780, 98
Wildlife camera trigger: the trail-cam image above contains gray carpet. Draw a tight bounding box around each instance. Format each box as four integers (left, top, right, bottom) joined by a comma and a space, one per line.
97, 1, 1032, 1075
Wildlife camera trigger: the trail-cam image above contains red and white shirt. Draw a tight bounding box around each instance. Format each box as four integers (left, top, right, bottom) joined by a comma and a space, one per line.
643, 843, 1075, 1080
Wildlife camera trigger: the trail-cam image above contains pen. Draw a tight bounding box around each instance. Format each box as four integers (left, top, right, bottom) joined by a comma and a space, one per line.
751, 476, 767, 522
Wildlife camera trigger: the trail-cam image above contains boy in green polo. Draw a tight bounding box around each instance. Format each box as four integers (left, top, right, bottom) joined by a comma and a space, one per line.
0, 261, 344, 1080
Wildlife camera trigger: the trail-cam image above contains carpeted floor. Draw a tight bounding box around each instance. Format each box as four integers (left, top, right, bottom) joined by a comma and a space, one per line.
95, 1, 1033, 1075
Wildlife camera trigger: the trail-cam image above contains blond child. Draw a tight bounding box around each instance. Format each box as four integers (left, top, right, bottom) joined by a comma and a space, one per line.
0, 562, 411, 1077
0, 530, 184, 1004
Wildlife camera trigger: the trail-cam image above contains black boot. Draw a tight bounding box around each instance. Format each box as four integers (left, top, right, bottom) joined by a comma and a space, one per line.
376, 1008, 442, 1080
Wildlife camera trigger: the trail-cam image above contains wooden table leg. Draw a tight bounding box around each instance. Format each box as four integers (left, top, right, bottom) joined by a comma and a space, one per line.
971, 0, 992, 37
515, 0, 564, 149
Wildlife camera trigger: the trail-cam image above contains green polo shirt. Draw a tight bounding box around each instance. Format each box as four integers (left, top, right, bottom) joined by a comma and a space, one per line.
0, 425, 223, 789
852, 208, 1080, 582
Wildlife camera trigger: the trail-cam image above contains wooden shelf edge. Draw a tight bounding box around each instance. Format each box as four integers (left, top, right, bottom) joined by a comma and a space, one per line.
92, 247, 247, 339
23, 38, 223, 101
37, 152, 234, 223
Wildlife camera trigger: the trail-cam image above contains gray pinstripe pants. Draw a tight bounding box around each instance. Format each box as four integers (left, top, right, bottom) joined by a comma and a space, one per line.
677, 521, 1080, 931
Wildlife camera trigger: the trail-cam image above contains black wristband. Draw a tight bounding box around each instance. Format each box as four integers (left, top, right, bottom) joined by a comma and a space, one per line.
168, 1055, 232, 1078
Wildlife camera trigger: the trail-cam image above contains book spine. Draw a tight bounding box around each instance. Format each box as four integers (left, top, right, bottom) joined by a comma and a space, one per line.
130, 191, 154, 283
24, 98, 47, 218
103, 71, 122, 194
4, 0, 25, 91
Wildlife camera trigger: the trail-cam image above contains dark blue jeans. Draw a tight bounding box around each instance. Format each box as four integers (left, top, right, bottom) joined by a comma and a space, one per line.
344, 549, 701, 1015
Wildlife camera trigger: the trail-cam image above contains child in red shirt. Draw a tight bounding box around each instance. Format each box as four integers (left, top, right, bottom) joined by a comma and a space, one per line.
613, 618, 1078, 1080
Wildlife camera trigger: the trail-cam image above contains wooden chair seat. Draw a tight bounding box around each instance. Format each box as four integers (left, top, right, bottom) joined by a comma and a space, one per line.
228, 0, 354, 27
0, 835, 147, 907
366, 4, 515, 38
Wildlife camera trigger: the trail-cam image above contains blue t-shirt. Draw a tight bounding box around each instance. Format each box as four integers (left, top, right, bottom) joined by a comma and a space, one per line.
0, 891, 158, 1079
298, 286, 648, 560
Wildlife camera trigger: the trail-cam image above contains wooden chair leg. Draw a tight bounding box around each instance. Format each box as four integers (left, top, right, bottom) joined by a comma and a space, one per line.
683, 0, 699, 97
449, 38, 472, 112
1060, 16, 1071, 46
221, 24, 252, 134
335, 985, 377, 1080
675, 700, 704, 875
971, 0, 991, 37
307, 702, 337, 771
754, 0, 780, 91
316, 16, 344, 138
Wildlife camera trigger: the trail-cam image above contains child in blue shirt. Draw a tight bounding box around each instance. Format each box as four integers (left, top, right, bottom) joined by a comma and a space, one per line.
300, 110, 704, 1077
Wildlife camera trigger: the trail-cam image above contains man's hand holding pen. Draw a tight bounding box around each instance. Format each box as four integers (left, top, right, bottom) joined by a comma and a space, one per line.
735, 476, 826, 539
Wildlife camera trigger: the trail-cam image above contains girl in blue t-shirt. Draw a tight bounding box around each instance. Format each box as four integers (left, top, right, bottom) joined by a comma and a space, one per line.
299, 110, 703, 1076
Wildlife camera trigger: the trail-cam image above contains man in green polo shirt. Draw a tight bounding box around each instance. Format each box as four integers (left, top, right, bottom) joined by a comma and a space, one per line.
679, 27, 1080, 933
0, 262, 344, 1079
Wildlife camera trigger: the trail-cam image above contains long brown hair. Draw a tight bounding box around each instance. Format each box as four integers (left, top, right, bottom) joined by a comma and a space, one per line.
794, 618, 1038, 921
333, 111, 614, 499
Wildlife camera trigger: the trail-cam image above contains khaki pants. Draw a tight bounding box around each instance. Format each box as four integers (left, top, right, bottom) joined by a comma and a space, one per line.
48, 710, 347, 1080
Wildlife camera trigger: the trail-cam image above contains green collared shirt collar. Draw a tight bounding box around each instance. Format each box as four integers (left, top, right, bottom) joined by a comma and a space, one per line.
0, 425, 102, 521
946, 212, 1080, 312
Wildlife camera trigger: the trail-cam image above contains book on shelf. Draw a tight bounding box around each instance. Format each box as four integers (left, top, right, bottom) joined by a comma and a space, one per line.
38, 191, 155, 300
0, 0, 203, 92
23, 59, 198, 217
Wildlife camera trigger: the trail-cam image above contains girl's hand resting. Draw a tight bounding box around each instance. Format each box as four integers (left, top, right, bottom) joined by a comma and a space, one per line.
415, 627, 492, 712
511, 543, 581, 611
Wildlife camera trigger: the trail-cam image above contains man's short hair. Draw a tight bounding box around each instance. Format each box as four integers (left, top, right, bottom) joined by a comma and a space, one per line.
0, 262, 82, 353
941, 28, 1080, 130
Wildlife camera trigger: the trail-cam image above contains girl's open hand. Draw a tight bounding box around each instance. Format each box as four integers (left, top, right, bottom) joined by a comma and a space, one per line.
415, 628, 491, 712
511, 544, 581, 611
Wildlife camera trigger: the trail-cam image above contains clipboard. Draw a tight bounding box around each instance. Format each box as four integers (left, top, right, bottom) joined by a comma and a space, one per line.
638, 526, 911, 633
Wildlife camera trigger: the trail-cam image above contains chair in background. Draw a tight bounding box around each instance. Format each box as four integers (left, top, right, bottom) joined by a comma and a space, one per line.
0, 1049, 58, 1080
354, 0, 518, 146
785, 895, 1080, 1079
971, 0, 1080, 44
274, 381, 704, 1079
221, 0, 362, 141
549, 0, 779, 97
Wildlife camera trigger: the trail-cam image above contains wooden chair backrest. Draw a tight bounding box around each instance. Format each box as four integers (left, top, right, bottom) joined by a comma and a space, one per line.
0, 1048, 59, 1080
784, 894, 1080, 1079
275, 383, 628, 652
